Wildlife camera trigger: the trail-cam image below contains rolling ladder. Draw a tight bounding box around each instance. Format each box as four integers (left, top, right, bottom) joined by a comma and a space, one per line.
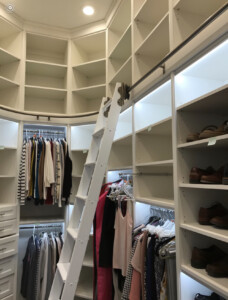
49, 82, 129, 300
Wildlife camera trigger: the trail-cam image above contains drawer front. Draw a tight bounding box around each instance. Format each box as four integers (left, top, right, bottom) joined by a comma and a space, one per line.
0, 274, 14, 299
0, 220, 17, 238
0, 207, 17, 222
0, 256, 16, 280
0, 235, 18, 260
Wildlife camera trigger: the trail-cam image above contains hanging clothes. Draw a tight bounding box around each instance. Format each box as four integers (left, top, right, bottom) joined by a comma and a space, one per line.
18, 138, 72, 207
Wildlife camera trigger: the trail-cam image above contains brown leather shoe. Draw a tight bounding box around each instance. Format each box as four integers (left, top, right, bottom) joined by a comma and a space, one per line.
200, 167, 224, 184
206, 254, 228, 277
189, 167, 215, 183
210, 214, 228, 229
198, 203, 227, 225
191, 245, 226, 269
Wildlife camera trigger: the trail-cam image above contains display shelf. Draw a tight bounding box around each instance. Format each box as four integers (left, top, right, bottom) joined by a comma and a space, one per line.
134, 0, 168, 51
136, 197, 175, 209
72, 32, 105, 65
134, 13, 169, 82
0, 76, 19, 89
181, 265, 228, 300
0, 47, 20, 65
72, 66, 105, 91
178, 134, 228, 149
0, 119, 18, 149
134, 81, 172, 132
108, 0, 131, 56
73, 59, 105, 77
26, 33, 68, 65
175, 39, 228, 108
72, 84, 106, 98
25, 85, 67, 98
71, 124, 95, 151
114, 107, 132, 141
172, 0, 227, 48
109, 25, 131, 60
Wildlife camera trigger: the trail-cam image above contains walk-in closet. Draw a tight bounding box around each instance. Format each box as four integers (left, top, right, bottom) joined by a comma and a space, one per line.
0, 0, 227, 299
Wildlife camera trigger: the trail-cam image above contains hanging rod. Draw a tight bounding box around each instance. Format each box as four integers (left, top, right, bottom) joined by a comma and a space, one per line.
120, 172, 172, 176
128, 3, 228, 93
19, 224, 63, 230
23, 129, 65, 135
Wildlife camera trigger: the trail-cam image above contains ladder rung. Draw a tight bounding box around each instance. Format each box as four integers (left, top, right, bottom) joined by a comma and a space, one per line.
85, 161, 96, 167
57, 262, 70, 283
103, 99, 111, 111
76, 194, 87, 202
93, 127, 105, 138
67, 227, 78, 240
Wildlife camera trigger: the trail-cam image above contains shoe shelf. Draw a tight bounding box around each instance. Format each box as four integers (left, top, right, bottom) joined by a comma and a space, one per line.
108, 0, 131, 57
136, 196, 175, 209
133, 12, 169, 83
171, 0, 227, 49
178, 133, 228, 149
180, 183, 228, 191
133, 0, 168, 52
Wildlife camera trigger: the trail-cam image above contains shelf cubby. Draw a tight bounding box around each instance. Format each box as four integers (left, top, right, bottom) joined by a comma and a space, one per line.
26, 33, 68, 65
0, 119, 18, 148
72, 32, 105, 65
71, 124, 95, 151
108, 0, 131, 56
72, 84, 106, 114
75, 266, 93, 300
172, 0, 227, 49
114, 107, 132, 141
24, 85, 67, 114
135, 118, 172, 164
26, 60, 67, 89
0, 178, 16, 204
180, 229, 228, 299
134, 0, 169, 51
134, 80, 171, 132
0, 149, 17, 177
179, 188, 228, 243
175, 39, 228, 108
108, 135, 132, 171
134, 13, 169, 82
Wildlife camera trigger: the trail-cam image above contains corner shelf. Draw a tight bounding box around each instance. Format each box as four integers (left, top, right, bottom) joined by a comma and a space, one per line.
181, 264, 228, 300
109, 56, 132, 85
26, 60, 67, 79
25, 85, 67, 99
72, 84, 106, 99
73, 59, 105, 77
109, 24, 131, 60
0, 76, 19, 89
0, 48, 20, 65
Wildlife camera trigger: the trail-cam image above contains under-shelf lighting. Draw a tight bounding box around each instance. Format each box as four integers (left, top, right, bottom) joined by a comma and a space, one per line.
83, 6, 95, 16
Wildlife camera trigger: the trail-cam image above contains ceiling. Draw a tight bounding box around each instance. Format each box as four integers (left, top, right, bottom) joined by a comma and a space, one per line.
0, 0, 116, 29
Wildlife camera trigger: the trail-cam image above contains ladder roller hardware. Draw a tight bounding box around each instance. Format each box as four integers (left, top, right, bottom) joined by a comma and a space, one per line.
49, 82, 130, 300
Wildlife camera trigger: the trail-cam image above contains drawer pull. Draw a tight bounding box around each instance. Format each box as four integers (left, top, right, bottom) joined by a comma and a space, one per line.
0, 248, 6, 252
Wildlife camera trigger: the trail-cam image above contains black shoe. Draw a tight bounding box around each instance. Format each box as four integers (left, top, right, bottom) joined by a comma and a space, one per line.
195, 292, 220, 300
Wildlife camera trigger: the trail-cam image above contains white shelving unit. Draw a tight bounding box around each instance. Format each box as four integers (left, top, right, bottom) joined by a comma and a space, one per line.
175, 38, 228, 299
25, 33, 68, 114
71, 32, 106, 114
0, 18, 22, 109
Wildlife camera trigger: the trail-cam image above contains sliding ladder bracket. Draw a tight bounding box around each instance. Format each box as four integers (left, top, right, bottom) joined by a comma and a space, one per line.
160, 64, 166, 74
117, 83, 130, 107
36, 115, 39, 120
104, 97, 111, 118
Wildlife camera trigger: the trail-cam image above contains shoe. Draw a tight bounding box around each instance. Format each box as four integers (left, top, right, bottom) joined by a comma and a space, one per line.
189, 167, 215, 183
200, 167, 224, 184
210, 214, 228, 229
206, 255, 228, 277
195, 292, 221, 300
191, 245, 226, 269
199, 121, 228, 139
198, 203, 227, 225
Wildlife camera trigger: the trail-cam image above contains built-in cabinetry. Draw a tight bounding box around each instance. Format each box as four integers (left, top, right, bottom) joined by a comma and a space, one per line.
0, 118, 19, 300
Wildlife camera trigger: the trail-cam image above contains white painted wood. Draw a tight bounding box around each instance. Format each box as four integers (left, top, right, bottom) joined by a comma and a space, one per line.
71, 124, 95, 151
0, 48, 19, 65
0, 235, 18, 260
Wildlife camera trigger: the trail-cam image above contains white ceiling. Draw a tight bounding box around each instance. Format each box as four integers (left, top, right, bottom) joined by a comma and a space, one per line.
0, 0, 116, 29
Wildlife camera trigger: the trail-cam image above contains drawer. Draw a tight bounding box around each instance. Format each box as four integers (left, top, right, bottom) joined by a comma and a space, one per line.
0, 220, 17, 238
0, 256, 16, 279
0, 235, 18, 260
0, 274, 14, 299
0, 206, 17, 222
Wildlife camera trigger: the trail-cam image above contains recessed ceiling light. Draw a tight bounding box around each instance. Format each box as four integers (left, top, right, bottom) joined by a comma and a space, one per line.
6, 3, 14, 13
83, 6, 94, 16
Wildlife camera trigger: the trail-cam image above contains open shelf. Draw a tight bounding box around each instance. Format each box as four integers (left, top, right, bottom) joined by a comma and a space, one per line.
0, 119, 18, 149
72, 84, 106, 98
71, 124, 95, 151
0, 178, 16, 205
175, 39, 228, 108
0, 76, 19, 89
0, 47, 20, 65
75, 267, 93, 300
134, 0, 168, 51
109, 56, 132, 85
72, 32, 105, 65
136, 197, 175, 209
172, 0, 227, 48
114, 107, 132, 141
180, 183, 228, 190
26, 33, 68, 65
134, 81, 172, 132
108, 0, 131, 56
134, 13, 169, 82
72, 65, 105, 90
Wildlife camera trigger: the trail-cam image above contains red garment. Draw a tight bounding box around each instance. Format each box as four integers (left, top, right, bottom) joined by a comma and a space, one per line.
93, 183, 113, 300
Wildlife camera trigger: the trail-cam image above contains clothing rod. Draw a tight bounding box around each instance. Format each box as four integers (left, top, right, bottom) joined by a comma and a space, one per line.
19, 225, 63, 230
23, 130, 65, 134
128, 3, 228, 93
